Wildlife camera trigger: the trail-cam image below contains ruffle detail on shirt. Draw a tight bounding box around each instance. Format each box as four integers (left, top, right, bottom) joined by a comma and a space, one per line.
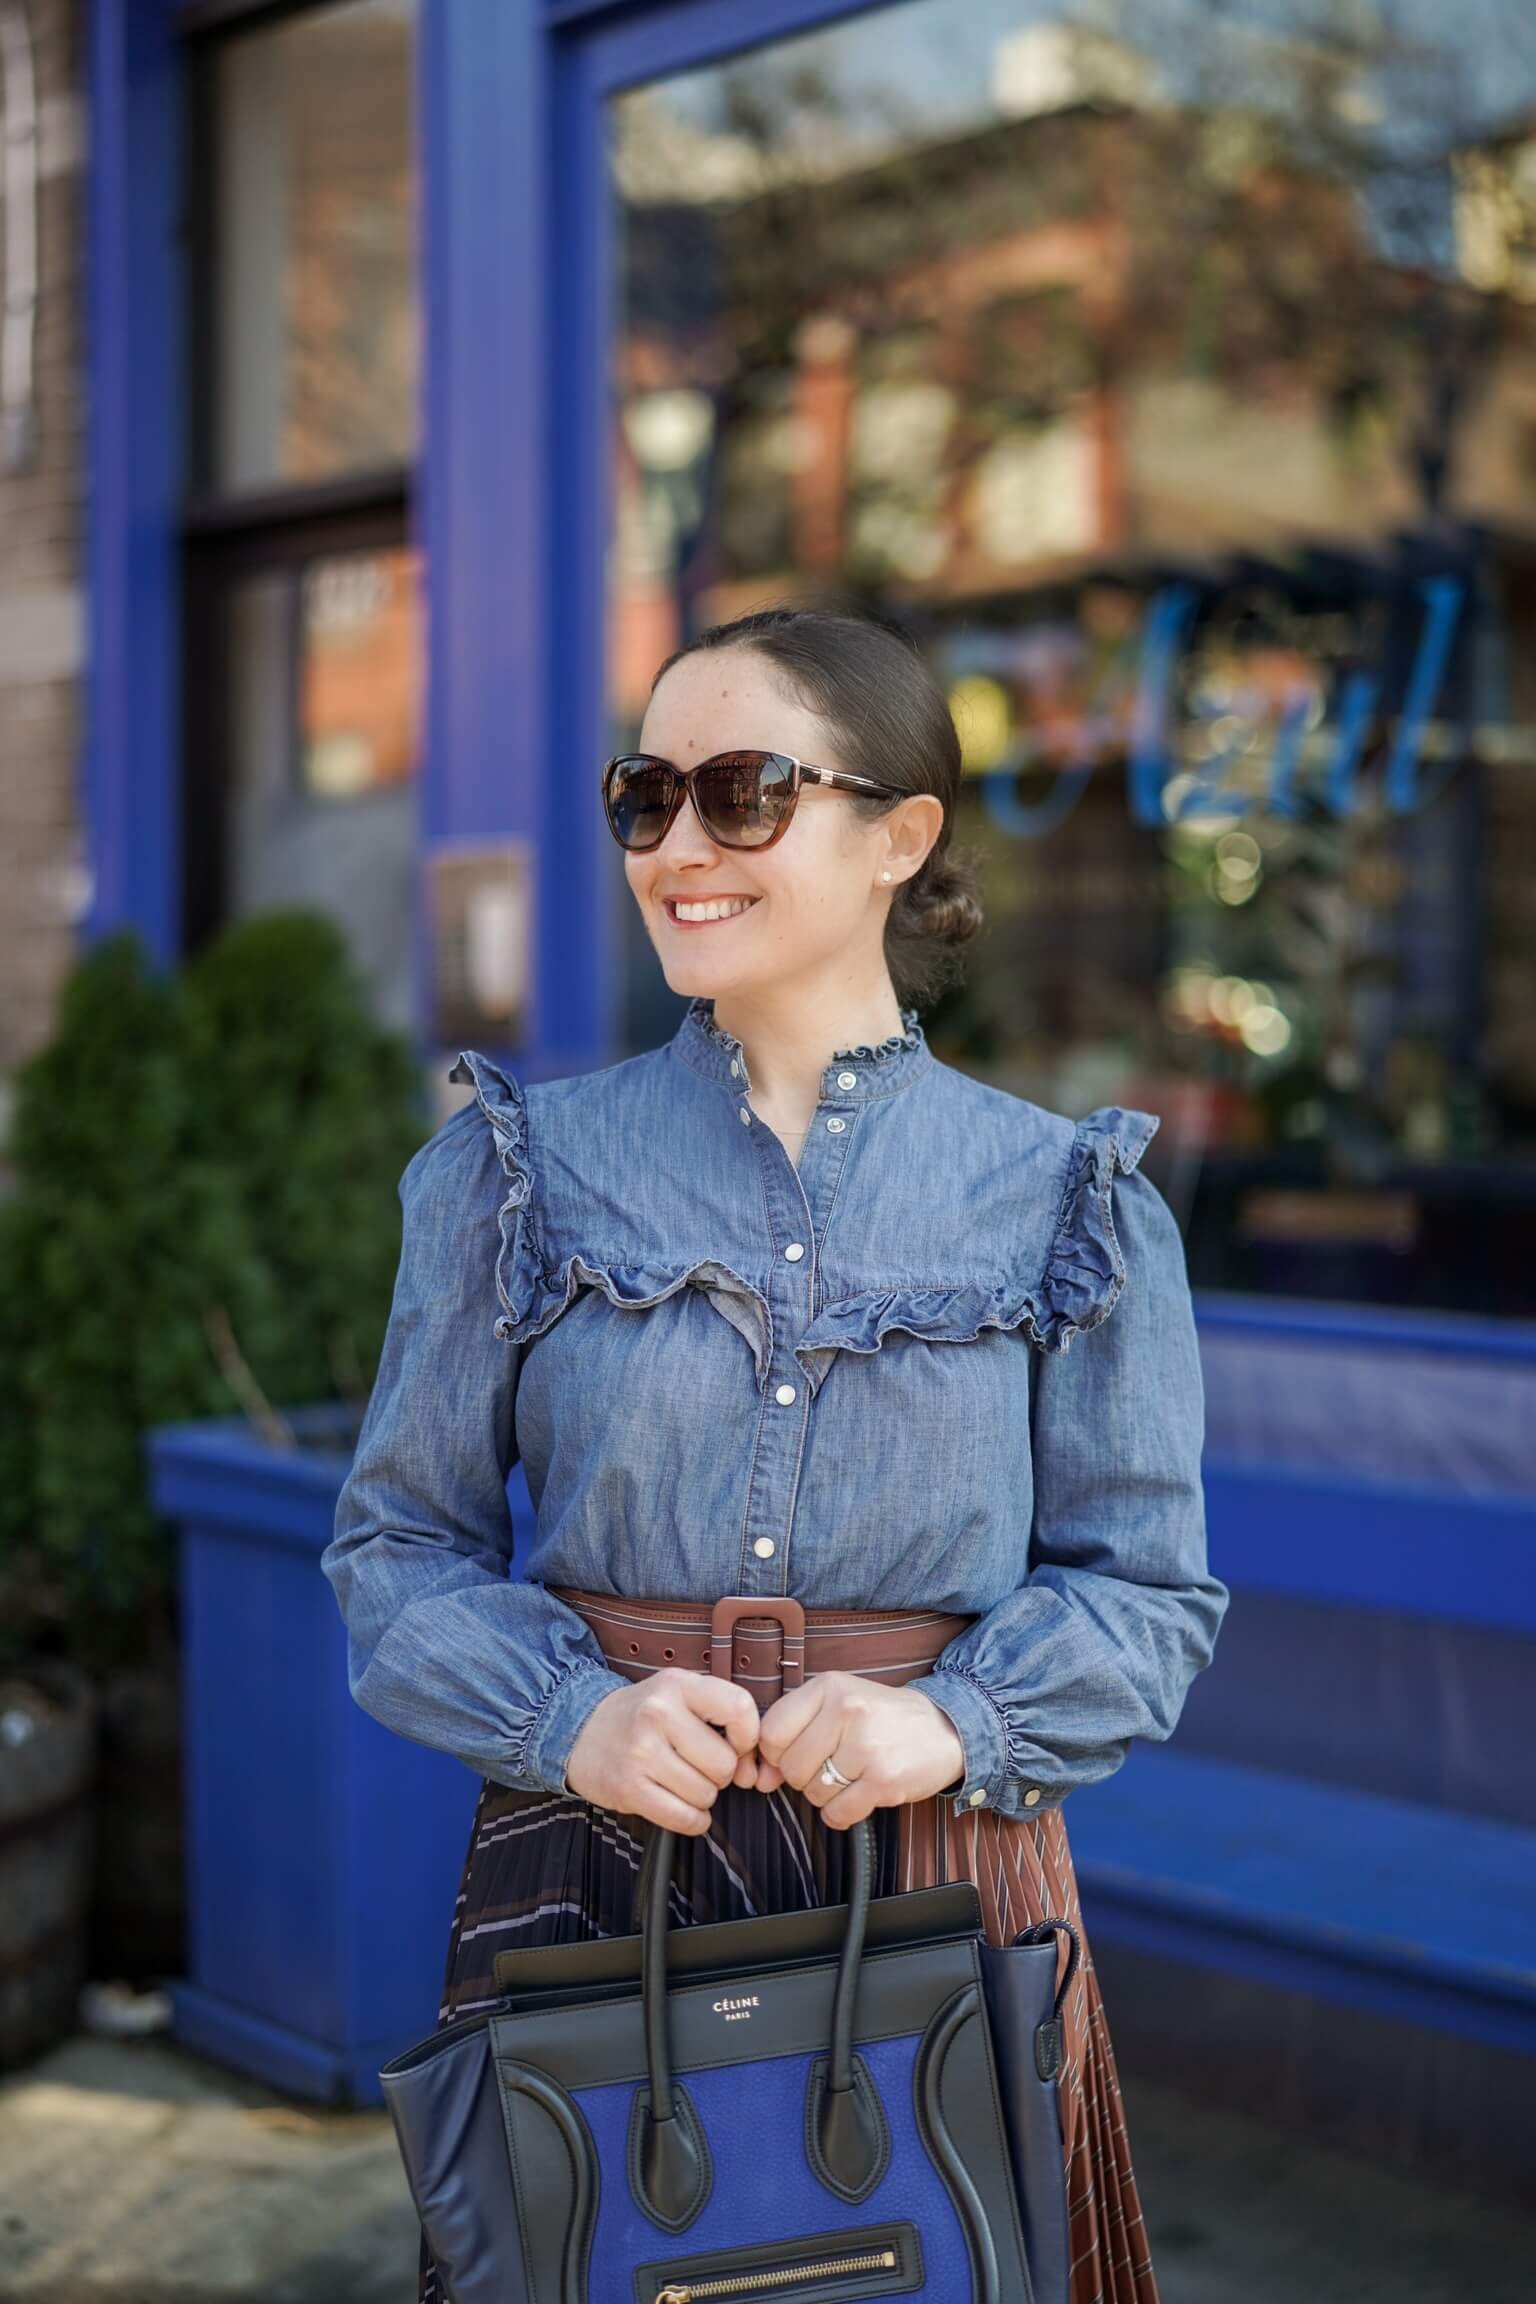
830, 1009, 924, 1062
686, 995, 923, 1066
449, 1049, 543, 1338
448, 1049, 774, 1382
792, 1104, 1160, 1395
499, 1253, 774, 1385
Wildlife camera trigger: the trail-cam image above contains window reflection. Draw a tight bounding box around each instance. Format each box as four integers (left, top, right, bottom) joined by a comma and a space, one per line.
211, 0, 417, 491
226, 547, 422, 1032
607, 0, 1536, 1314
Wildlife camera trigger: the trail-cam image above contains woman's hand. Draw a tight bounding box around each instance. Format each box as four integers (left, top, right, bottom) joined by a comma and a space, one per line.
749, 1673, 967, 1826
563, 1668, 761, 1834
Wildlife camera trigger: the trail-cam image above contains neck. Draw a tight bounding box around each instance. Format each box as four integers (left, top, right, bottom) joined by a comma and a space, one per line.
706, 982, 905, 1108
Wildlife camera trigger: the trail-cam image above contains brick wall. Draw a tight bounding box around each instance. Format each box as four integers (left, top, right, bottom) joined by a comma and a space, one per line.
0, 0, 86, 1159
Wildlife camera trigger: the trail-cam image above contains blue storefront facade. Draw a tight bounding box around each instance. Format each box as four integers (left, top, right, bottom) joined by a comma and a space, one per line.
90, 0, 1536, 2192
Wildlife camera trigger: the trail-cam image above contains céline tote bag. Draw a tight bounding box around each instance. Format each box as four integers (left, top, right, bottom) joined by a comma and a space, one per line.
380, 1809, 1078, 2303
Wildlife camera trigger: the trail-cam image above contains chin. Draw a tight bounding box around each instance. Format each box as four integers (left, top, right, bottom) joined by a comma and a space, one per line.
661, 959, 759, 1005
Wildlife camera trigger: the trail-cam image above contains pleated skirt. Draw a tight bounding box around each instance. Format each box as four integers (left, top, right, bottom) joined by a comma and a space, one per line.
414, 1778, 1159, 2304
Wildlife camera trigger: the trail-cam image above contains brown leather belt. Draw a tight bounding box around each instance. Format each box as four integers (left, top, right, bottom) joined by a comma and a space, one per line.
546, 1585, 976, 1707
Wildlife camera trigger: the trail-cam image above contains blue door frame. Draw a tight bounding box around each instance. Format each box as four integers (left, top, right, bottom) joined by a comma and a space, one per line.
85, 0, 883, 1072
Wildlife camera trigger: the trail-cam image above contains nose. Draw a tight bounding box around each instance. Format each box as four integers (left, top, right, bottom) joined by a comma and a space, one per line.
653, 780, 725, 864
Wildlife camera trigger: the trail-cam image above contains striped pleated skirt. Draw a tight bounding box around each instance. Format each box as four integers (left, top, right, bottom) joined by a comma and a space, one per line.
414, 1777, 1158, 2304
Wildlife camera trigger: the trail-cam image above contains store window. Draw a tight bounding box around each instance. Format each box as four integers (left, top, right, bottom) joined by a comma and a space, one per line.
606, 0, 1536, 1316
181, 0, 419, 1030
206, 0, 418, 493
218, 546, 422, 1024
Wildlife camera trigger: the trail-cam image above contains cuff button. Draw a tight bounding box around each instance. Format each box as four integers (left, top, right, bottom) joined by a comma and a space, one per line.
1023, 1787, 1042, 1808
967, 1786, 987, 1807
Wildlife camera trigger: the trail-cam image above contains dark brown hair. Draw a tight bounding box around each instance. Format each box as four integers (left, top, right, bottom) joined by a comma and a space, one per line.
649, 603, 983, 1007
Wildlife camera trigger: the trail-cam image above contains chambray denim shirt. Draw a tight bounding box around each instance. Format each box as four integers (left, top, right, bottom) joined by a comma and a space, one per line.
321, 997, 1226, 1822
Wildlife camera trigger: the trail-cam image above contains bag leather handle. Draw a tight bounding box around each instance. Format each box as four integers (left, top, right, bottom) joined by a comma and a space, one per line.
632, 1813, 882, 2223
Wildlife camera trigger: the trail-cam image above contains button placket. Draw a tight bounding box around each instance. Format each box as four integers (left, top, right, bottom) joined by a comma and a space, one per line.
730, 1093, 858, 1596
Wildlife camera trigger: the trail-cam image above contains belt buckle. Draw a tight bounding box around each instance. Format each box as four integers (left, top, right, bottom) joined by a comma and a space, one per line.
709, 1594, 806, 1702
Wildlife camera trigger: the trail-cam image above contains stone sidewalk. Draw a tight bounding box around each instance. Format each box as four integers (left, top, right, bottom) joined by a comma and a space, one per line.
1, 2032, 1531, 2302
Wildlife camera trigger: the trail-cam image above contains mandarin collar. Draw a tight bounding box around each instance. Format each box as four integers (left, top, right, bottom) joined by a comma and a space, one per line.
672, 994, 931, 1104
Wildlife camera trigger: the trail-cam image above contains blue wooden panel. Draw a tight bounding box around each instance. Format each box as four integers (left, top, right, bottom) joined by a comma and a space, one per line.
1202, 1457, 1536, 1633
1071, 1749, 1536, 2057
542, 25, 617, 1074
551, 0, 887, 87
418, 0, 545, 849
164, 1426, 483, 2103
1196, 1290, 1536, 1366
86, 0, 183, 961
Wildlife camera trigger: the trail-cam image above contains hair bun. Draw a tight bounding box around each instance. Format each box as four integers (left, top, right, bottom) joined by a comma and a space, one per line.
896, 845, 984, 949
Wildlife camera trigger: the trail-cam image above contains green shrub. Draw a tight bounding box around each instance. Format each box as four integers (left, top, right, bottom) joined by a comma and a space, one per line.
0, 915, 430, 1673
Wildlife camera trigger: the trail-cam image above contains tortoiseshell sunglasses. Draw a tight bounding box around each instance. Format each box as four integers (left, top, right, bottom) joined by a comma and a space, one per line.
601, 748, 906, 853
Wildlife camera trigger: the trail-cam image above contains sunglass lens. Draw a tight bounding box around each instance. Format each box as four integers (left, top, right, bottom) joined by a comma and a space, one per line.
605, 757, 677, 850
695, 752, 796, 848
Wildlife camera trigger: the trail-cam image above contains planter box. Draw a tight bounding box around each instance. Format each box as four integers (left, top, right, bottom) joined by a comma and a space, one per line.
0, 1660, 96, 2072
147, 1404, 483, 2106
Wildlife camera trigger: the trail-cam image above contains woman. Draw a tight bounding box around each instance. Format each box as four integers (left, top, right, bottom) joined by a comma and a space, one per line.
322, 603, 1227, 2304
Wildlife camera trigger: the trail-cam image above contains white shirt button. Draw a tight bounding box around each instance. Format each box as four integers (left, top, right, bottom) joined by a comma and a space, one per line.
753, 1536, 775, 1558
826, 1116, 846, 1132
968, 1787, 987, 1807
836, 1071, 857, 1089
784, 1242, 805, 1260
739, 1106, 751, 1124
775, 1382, 797, 1405
1023, 1787, 1042, 1808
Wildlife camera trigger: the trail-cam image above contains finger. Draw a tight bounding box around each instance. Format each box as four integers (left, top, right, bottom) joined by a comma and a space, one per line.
772, 1718, 855, 1800
667, 1707, 752, 1790
816, 1779, 878, 1829
639, 1779, 716, 1835
677, 1671, 762, 1755
755, 1679, 826, 1768
647, 1741, 734, 1811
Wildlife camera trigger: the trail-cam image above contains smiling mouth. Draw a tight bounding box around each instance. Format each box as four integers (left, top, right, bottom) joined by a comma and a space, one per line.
663, 896, 762, 923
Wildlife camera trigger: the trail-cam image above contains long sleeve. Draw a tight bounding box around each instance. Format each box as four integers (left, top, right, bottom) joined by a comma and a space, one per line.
319, 1106, 630, 1795
907, 1146, 1228, 1820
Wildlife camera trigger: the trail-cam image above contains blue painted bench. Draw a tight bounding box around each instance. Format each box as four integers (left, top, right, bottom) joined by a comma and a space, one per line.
1067, 1297, 1536, 2061
1069, 1746, 1536, 2057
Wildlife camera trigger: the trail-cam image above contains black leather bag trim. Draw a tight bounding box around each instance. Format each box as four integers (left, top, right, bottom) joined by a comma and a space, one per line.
489, 1939, 980, 2094
494, 2055, 600, 2304
491, 1881, 982, 1997
911, 1982, 1010, 2304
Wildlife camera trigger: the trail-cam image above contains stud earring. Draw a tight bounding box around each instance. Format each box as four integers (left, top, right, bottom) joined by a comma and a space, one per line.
881, 871, 892, 882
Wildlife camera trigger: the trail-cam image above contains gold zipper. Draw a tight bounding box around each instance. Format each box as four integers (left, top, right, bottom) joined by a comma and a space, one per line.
656, 2244, 897, 2301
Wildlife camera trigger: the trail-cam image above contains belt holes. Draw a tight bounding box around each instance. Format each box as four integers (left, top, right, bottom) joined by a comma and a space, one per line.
663, 1646, 674, 1659
628, 1641, 639, 1653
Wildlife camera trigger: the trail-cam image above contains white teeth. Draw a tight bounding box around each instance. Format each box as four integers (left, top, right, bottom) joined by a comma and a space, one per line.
670, 896, 758, 922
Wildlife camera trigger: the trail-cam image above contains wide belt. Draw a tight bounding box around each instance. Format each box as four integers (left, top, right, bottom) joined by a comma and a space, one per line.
546, 1584, 976, 1707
